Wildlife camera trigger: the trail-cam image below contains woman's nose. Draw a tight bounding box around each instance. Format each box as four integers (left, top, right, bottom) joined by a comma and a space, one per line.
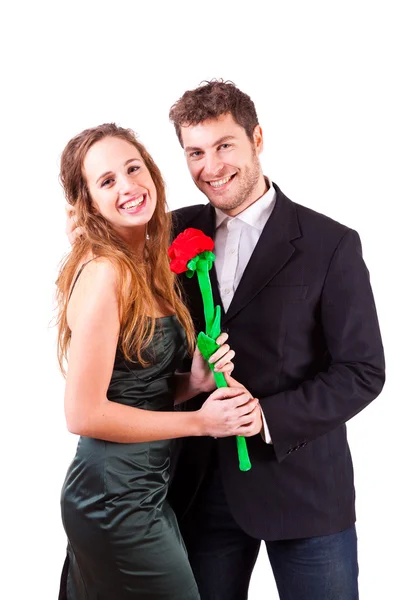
119, 174, 136, 195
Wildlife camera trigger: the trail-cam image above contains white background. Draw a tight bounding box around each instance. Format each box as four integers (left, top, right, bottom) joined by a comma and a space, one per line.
2, 1, 398, 598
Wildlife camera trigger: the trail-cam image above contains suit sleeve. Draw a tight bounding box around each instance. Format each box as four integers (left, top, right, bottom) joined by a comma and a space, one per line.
260, 229, 385, 462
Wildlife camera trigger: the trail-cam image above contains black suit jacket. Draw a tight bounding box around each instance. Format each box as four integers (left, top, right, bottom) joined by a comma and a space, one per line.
168, 183, 385, 541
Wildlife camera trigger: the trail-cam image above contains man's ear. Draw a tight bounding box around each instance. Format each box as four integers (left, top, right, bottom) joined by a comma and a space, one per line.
253, 125, 263, 156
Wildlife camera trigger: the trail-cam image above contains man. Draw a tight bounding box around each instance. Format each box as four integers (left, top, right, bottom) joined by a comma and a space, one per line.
66, 81, 384, 600
166, 81, 385, 600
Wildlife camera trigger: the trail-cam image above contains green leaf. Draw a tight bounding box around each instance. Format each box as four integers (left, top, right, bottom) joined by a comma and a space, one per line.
209, 306, 222, 340
197, 331, 220, 361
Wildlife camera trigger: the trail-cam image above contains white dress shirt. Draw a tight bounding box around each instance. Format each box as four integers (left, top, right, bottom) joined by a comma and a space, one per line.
214, 178, 276, 443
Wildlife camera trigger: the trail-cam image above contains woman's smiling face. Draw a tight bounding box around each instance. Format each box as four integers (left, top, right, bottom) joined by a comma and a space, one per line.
83, 136, 157, 240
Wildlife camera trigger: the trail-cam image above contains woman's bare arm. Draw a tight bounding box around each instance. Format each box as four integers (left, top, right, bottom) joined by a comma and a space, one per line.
64, 259, 258, 441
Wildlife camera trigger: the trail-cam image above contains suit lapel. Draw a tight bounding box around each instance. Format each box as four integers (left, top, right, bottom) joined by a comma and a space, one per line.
182, 186, 302, 326
223, 186, 301, 324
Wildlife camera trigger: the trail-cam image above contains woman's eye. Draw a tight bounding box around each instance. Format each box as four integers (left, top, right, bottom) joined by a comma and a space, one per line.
128, 166, 139, 174
101, 178, 113, 187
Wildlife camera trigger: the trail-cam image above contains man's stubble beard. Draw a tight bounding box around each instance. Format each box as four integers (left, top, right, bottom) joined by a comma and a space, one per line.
203, 155, 263, 213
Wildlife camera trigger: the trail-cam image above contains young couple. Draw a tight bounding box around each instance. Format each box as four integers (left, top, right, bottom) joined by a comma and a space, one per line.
57, 81, 385, 600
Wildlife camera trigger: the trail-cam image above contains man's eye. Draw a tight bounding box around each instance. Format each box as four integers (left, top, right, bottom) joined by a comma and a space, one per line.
219, 144, 231, 150
189, 151, 202, 158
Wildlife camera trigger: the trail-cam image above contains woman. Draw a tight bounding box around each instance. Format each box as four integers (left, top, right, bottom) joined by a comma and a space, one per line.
56, 123, 260, 599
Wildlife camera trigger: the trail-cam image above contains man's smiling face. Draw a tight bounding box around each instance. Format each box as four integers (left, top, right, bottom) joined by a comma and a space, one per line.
181, 112, 266, 216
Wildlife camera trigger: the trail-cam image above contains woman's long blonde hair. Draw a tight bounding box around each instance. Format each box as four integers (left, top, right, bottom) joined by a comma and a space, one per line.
56, 123, 195, 374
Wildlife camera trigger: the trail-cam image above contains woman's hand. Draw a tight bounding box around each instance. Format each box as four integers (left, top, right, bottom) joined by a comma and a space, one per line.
190, 332, 235, 393
197, 386, 261, 438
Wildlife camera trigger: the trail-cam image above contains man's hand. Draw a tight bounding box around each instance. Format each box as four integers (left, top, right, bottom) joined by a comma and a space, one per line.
198, 386, 260, 438
65, 205, 84, 245
224, 373, 263, 437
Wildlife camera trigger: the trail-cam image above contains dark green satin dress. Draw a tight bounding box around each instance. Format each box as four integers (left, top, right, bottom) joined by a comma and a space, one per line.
59, 316, 200, 600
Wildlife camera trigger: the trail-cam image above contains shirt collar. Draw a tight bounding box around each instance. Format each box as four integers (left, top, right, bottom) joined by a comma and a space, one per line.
215, 177, 276, 231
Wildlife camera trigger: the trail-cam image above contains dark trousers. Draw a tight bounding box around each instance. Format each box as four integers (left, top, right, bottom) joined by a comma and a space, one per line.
180, 461, 359, 600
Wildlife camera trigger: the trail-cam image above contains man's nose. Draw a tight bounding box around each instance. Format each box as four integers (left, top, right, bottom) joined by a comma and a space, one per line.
203, 152, 224, 178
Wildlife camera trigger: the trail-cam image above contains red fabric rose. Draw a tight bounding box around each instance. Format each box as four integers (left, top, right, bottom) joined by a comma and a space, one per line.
168, 228, 214, 274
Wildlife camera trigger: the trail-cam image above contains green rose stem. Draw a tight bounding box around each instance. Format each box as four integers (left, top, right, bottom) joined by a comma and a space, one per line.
187, 251, 252, 472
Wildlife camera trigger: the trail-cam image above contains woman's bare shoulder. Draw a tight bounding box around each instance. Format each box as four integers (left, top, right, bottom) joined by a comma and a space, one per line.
67, 257, 120, 328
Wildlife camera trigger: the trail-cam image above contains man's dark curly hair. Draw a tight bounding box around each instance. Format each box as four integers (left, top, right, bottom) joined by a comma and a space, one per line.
169, 79, 259, 146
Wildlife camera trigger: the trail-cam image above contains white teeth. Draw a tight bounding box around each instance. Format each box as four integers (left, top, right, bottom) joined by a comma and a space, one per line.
121, 195, 144, 210
209, 176, 232, 188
